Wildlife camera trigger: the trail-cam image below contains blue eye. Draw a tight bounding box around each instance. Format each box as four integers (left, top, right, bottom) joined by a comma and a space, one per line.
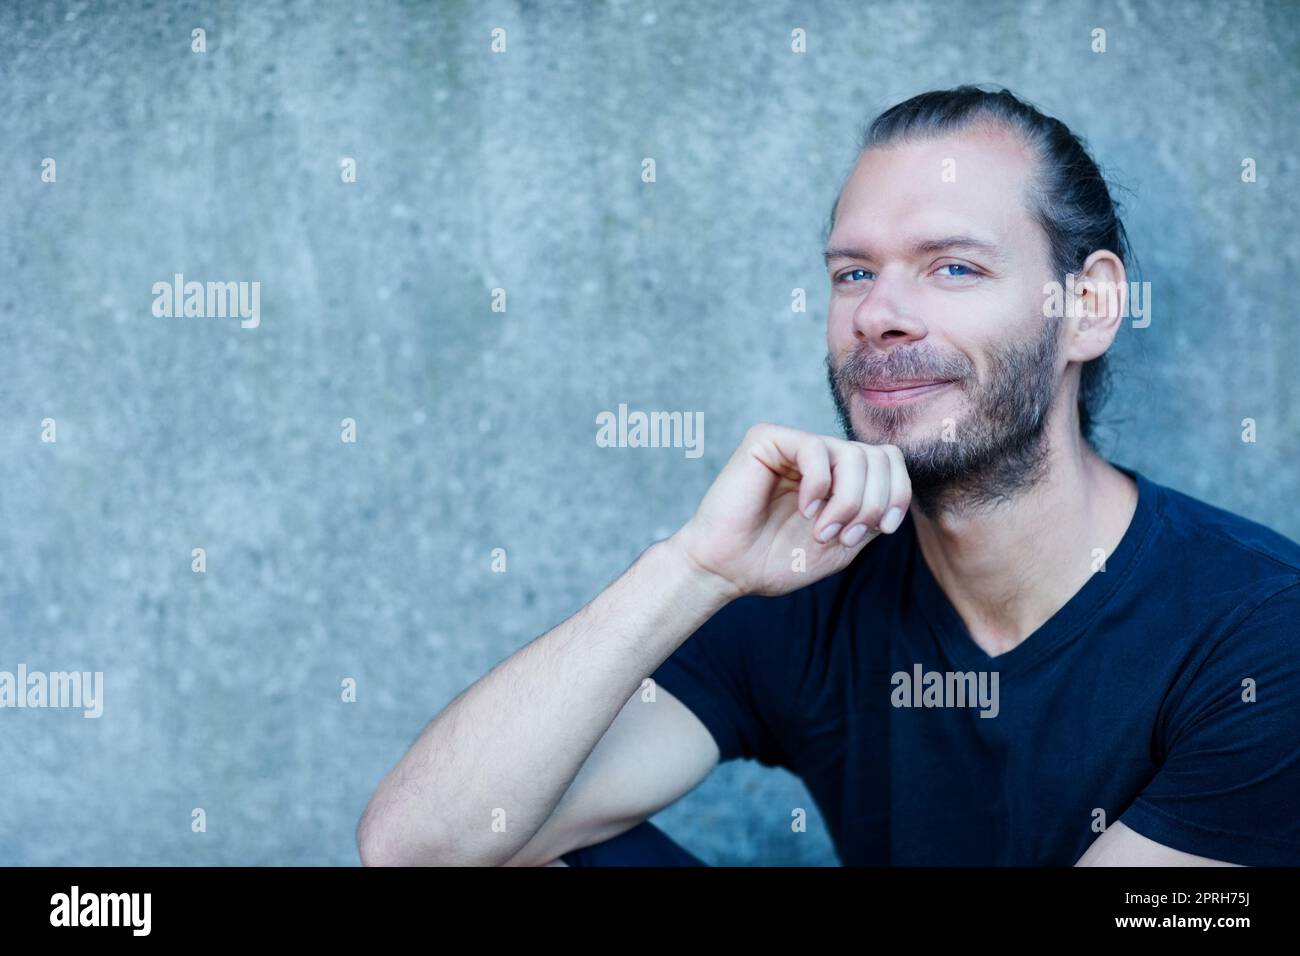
837, 268, 875, 283
937, 263, 977, 277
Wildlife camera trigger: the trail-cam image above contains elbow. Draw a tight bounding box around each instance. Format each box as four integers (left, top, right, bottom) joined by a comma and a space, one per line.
356, 806, 394, 867
357, 816, 424, 867
356, 797, 453, 867
356, 796, 417, 867
356, 829, 389, 868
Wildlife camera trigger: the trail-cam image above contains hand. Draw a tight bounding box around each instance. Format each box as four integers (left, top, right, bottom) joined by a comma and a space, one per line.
670, 423, 911, 598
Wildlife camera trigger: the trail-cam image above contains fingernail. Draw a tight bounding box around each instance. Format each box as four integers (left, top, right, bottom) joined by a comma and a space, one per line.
841, 524, 868, 546
817, 522, 842, 543
803, 499, 823, 519
881, 507, 904, 534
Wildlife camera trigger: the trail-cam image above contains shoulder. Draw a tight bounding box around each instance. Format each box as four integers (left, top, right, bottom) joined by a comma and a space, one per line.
1137, 471, 1300, 625
1147, 472, 1300, 580
1136, 475, 1300, 715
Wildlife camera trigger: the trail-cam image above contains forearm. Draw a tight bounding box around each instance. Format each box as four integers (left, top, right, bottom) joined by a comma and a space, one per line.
356, 533, 736, 866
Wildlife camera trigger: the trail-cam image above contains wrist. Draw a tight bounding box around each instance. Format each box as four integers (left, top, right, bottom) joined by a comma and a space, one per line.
659, 527, 744, 609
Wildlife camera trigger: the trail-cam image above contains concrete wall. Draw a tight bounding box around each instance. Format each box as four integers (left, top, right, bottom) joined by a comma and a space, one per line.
1, 0, 1296, 865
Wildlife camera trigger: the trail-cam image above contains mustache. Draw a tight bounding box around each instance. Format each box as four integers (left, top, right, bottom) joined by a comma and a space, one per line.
829, 347, 970, 391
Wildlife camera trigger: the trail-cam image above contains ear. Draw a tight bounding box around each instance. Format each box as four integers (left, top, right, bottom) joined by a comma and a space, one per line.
1067, 250, 1126, 362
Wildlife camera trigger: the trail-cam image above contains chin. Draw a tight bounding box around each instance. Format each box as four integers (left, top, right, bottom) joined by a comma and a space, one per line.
851, 412, 929, 447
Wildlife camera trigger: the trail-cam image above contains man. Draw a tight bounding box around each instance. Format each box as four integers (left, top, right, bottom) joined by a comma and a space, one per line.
357, 86, 1300, 867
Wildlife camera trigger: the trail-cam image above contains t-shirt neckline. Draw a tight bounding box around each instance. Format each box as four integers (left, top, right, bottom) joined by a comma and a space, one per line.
907, 463, 1164, 674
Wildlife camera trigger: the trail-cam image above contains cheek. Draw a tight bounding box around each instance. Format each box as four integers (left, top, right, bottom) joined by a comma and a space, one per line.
953, 341, 984, 382
826, 301, 857, 349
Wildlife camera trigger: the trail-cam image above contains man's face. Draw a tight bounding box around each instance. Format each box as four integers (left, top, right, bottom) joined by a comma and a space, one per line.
824, 125, 1065, 509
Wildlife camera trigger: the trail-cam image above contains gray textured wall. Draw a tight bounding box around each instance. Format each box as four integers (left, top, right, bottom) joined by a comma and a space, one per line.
1, 0, 1296, 865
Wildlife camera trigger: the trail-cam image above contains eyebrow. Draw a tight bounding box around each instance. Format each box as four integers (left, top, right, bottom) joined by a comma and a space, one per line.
823, 235, 1006, 266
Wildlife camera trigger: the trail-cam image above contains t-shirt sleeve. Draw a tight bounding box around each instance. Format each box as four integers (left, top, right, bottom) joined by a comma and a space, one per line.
648, 592, 798, 770
1118, 580, 1300, 866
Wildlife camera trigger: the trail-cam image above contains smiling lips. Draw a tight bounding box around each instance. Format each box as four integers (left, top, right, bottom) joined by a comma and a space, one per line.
859, 379, 955, 407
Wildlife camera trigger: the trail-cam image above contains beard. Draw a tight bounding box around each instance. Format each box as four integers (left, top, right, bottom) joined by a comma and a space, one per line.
826, 317, 1061, 519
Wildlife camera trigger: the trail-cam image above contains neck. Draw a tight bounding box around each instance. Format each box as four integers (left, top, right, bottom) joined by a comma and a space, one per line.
910, 426, 1139, 657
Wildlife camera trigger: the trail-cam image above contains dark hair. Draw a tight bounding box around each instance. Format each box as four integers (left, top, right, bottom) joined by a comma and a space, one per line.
826, 85, 1133, 446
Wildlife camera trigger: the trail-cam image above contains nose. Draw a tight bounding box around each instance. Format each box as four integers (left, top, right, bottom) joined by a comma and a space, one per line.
850, 269, 929, 348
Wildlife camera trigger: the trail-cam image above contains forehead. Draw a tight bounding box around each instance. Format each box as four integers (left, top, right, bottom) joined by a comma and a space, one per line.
830, 125, 1039, 253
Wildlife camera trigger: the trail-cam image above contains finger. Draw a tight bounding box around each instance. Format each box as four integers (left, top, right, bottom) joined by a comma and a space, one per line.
747, 424, 832, 519
877, 443, 912, 533
794, 437, 833, 519
839, 444, 891, 546
814, 440, 867, 544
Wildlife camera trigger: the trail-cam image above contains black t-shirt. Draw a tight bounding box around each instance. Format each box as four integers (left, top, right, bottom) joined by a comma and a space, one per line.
649, 464, 1300, 865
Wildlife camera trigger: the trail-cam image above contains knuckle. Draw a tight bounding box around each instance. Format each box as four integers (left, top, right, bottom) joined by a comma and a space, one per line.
825, 489, 855, 512
820, 488, 844, 509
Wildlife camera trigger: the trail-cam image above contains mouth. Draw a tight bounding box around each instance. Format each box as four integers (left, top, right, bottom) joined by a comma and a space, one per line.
858, 379, 955, 407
